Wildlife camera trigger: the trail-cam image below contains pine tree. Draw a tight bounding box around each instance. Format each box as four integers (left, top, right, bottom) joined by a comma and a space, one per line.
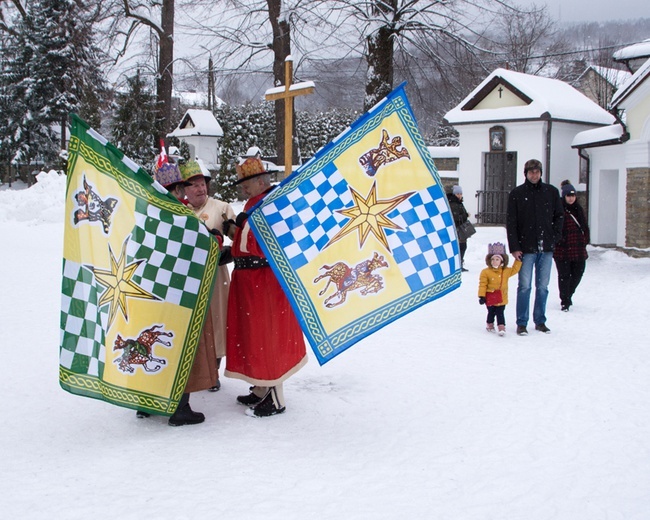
111, 71, 158, 169
7, 0, 106, 168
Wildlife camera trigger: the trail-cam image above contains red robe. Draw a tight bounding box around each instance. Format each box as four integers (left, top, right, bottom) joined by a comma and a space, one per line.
225, 191, 307, 386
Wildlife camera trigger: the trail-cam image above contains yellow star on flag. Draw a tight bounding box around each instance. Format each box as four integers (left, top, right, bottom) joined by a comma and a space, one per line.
91, 241, 158, 327
326, 182, 414, 251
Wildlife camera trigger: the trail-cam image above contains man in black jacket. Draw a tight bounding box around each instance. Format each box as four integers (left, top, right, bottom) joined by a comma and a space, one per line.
506, 159, 564, 336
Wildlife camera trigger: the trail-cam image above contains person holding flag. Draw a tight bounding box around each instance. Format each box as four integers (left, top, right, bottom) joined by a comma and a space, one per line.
139, 160, 218, 426
224, 156, 308, 417
180, 160, 236, 393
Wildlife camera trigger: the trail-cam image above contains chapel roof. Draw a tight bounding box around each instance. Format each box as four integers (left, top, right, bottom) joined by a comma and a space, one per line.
445, 68, 615, 126
167, 109, 224, 138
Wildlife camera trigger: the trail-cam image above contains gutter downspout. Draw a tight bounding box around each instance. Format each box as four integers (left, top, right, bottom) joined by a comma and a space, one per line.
578, 147, 590, 219
542, 112, 552, 183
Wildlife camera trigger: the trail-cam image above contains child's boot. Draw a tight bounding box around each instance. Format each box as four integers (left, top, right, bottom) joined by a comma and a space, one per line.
497, 324, 506, 336
486, 323, 495, 333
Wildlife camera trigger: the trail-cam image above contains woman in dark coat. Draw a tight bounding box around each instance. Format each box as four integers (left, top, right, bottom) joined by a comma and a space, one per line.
447, 185, 470, 271
554, 182, 590, 311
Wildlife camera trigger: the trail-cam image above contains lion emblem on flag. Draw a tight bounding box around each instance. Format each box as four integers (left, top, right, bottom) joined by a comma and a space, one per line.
359, 129, 411, 177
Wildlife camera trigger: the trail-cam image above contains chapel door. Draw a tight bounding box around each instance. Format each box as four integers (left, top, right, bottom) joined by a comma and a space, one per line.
479, 152, 517, 225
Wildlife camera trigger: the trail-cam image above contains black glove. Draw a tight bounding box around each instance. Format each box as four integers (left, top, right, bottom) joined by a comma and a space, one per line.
218, 245, 233, 266
479, 297, 486, 305
235, 211, 249, 228
222, 219, 236, 237
209, 227, 223, 246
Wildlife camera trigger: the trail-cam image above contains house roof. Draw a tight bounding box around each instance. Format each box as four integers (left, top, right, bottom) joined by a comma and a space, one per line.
167, 109, 224, 138
610, 57, 650, 108
580, 65, 631, 89
173, 90, 225, 108
613, 39, 650, 62
445, 68, 615, 126
571, 123, 627, 149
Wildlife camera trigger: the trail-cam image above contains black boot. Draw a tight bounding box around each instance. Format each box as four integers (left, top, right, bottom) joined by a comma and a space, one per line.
168, 393, 205, 426
246, 389, 285, 418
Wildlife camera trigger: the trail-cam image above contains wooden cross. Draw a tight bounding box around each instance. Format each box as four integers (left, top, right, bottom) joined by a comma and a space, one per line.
265, 57, 315, 179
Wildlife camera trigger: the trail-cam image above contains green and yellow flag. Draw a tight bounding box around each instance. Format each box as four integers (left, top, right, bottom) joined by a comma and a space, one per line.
59, 115, 219, 416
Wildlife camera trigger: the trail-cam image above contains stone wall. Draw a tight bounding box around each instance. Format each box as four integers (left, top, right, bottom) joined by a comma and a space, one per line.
626, 167, 650, 249
432, 157, 459, 172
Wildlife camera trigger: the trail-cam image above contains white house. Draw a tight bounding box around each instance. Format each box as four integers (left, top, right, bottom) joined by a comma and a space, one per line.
166, 109, 224, 170
572, 54, 650, 251
444, 68, 615, 225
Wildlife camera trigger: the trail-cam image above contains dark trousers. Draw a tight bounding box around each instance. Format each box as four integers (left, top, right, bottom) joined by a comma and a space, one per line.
459, 241, 467, 264
487, 305, 506, 326
554, 259, 586, 306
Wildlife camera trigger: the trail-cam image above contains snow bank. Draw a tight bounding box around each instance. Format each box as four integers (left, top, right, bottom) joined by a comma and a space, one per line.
0, 170, 66, 224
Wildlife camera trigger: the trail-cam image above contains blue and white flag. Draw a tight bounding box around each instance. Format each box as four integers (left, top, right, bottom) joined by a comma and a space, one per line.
250, 84, 462, 364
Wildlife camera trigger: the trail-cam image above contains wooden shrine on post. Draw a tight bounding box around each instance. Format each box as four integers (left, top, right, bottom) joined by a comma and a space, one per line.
264, 56, 315, 180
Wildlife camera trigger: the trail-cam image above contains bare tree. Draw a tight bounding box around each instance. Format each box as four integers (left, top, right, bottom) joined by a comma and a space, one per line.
489, 4, 568, 75
267, 0, 292, 165
119, 0, 175, 143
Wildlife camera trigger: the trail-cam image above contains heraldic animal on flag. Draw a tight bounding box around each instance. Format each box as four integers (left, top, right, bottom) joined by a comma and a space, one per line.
248, 84, 462, 365
59, 114, 220, 416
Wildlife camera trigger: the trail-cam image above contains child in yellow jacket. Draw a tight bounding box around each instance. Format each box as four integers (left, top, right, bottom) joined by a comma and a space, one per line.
478, 242, 522, 336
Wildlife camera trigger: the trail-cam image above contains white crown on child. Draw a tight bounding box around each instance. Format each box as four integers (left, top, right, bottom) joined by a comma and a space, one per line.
488, 242, 507, 256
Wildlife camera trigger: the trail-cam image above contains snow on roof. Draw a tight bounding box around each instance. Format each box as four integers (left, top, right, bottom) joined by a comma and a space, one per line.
613, 39, 650, 61
586, 65, 632, 89
243, 146, 262, 157
610, 57, 650, 108
445, 68, 615, 126
571, 124, 626, 148
427, 146, 460, 158
173, 90, 224, 108
167, 109, 224, 138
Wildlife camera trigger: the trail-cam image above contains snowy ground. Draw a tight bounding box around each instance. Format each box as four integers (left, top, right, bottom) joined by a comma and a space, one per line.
1, 173, 650, 519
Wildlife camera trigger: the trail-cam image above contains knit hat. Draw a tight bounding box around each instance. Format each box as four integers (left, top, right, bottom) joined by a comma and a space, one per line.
561, 183, 576, 198
452, 185, 463, 195
179, 160, 210, 183
154, 162, 183, 189
234, 157, 274, 185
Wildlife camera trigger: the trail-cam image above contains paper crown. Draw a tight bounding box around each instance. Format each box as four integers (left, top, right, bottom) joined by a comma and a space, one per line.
179, 160, 209, 182
234, 157, 272, 185
154, 162, 183, 188
488, 242, 507, 256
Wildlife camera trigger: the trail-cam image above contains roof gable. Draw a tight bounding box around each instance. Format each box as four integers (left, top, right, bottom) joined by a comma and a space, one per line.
167, 109, 224, 138
445, 68, 615, 126
461, 76, 532, 110
611, 57, 650, 108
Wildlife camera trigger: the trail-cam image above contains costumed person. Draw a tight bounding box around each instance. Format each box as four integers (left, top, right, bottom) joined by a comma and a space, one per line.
153, 161, 186, 201
180, 159, 235, 392
447, 185, 470, 272
138, 160, 217, 426
554, 181, 590, 312
224, 156, 308, 417
478, 242, 522, 336
506, 159, 564, 336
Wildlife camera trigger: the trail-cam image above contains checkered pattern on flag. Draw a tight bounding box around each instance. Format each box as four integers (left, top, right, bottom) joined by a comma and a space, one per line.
59, 114, 219, 416
249, 84, 462, 364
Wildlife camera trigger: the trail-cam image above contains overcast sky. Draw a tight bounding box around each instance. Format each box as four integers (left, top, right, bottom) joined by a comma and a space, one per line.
522, 0, 648, 23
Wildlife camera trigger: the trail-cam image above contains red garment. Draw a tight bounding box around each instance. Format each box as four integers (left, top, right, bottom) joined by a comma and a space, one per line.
225, 191, 307, 386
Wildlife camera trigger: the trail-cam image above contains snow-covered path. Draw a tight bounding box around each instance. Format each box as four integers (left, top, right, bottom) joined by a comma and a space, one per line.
1, 177, 649, 519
